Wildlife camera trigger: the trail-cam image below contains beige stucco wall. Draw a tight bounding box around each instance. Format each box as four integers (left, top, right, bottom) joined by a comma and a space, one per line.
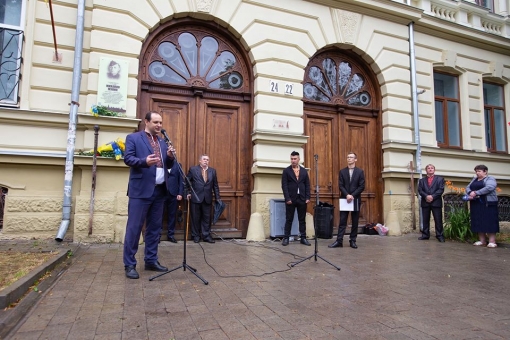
1, 0, 509, 240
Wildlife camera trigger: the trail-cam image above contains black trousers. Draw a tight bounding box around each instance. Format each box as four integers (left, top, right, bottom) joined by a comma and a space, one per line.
284, 198, 307, 238
421, 205, 443, 238
336, 210, 360, 241
166, 194, 178, 237
190, 201, 212, 239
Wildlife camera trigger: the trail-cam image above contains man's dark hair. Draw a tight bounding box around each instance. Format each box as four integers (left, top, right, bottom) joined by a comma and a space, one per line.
290, 151, 299, 157
474, 164, 488, 172
145, 111, 159, 122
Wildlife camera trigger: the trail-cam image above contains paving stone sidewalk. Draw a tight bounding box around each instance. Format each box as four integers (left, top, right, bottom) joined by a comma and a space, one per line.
3, 234, 510, 340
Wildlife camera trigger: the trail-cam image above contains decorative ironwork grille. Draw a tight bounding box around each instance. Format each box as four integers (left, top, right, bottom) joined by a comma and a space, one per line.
443, 193, 510, 222
0, 187, 7, 230
497, 195, 510, 222
0, 27, 23, 104
443, 193, 467, 221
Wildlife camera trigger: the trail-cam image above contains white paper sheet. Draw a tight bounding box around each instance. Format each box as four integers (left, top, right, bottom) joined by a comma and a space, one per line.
339, 199, 354, 211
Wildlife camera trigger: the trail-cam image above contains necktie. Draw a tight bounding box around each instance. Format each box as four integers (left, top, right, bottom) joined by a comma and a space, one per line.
202, 168, 207, 182
146, 133, 163, 168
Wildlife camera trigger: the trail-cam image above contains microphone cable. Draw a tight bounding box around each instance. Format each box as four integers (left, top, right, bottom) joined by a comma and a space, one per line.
194, 234, 312, 278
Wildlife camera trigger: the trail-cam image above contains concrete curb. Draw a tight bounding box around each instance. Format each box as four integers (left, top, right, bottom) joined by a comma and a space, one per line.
0, 249, 69, 309
0, 248, 74, 340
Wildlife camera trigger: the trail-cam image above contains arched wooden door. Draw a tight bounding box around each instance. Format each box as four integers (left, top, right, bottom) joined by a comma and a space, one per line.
138, 21, 252, 238
303, 50, 382, 229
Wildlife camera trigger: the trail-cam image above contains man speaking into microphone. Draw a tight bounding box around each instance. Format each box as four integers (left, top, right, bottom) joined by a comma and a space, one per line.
123, 111, 175, 279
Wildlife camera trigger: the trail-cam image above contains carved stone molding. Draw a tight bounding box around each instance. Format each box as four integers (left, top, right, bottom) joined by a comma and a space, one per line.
195, 0, 213, 12
331, 9, 361, 45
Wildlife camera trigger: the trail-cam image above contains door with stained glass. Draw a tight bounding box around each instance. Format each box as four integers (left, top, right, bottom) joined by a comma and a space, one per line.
303, 50, 382, 229
139, 22, 252, 238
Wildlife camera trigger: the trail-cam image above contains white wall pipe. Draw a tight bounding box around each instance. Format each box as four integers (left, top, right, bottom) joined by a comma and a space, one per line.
55, 0, 86, 241
408, 21, 423, 231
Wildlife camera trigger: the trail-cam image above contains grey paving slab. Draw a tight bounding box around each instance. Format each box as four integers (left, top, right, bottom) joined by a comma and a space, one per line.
2, 235, 510, 339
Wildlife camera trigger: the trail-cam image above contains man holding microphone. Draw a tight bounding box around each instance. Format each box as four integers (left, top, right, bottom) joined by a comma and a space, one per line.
123, 111, 175, 279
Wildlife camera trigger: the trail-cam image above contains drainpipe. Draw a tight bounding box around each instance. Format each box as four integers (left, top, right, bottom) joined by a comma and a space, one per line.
55, 0, 86, 242
408, 21, 423, 232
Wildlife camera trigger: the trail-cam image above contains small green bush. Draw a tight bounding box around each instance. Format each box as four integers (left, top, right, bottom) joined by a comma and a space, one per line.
444, 205, 476, 243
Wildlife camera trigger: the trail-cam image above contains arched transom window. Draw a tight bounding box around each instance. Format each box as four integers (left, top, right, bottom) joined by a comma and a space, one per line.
303, 53, 376, 109
146, 30, 247, 91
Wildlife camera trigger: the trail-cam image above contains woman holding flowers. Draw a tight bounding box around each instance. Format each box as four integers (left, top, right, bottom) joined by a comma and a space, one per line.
465, 164, 499, 248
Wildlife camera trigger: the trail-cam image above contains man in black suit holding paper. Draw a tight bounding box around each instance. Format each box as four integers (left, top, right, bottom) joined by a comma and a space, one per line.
281, 151, 311, 246
417, 164, 445, 242
329, 152, 365, 249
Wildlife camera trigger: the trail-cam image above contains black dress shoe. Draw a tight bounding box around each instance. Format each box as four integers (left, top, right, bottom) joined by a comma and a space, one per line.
282, 238, 289, 246
125, 265, 139, 279
167, 236, 178, 243
203, 237, 215, 244
328, 240, 343, 248
144, 261, 168, 272
349, 240, 358, 249
193, 236, 200, 243
300, 238, 311, 246
418, 236, 430, 240
437, 237, 445, 243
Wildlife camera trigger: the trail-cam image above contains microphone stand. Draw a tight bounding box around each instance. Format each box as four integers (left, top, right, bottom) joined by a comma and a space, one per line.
150, 132, 208, 285
291, 154, 340, 270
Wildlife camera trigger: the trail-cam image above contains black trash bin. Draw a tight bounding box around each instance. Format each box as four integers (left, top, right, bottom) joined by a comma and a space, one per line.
314, 202, 334, 239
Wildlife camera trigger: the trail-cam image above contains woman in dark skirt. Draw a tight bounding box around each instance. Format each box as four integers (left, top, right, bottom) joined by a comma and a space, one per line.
465, 165, 499, 248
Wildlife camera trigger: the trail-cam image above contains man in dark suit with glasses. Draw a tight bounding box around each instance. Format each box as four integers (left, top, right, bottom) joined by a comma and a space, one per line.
329, 152, 365, 249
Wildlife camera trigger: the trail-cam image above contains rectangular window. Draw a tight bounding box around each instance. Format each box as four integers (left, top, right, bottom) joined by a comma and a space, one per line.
0, 0, 25, 106
434, 72, 462, 148
476, 0, 494, 12
483, 82, 507, 153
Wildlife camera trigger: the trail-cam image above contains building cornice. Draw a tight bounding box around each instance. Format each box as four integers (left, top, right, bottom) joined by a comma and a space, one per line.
0, 108, 139, 130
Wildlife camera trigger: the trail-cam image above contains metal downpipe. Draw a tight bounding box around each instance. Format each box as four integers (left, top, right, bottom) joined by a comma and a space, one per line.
55, 0, 86, 242
408, 21, 423, 231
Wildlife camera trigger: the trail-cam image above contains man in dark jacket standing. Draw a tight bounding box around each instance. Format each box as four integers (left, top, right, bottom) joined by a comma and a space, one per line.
187, 154, 221, 243
417, 164, 445, 242
123, 111, 175, 279
281, 151, 311, 246
165, 161, 183, 243
329, 152, 365, 249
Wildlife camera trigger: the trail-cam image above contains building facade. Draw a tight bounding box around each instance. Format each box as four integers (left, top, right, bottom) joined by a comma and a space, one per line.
0, 0, 509, 241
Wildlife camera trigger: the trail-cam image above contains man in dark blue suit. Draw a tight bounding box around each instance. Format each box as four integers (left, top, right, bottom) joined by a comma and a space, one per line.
165, 161, 183, 243
281, 151, 311, 246
123, 111, 175, 279
187, 155, 221, 243
417, 164, 445, 242
329, 152, 365, 249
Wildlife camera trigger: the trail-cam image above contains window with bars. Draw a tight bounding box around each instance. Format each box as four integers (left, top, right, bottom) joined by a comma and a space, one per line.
434, 72, 462, 148
0, 0, 25, 106
483, 82, 507, 153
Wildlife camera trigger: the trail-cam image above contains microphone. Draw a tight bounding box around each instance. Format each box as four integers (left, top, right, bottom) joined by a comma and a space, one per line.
160, 129, 172, 146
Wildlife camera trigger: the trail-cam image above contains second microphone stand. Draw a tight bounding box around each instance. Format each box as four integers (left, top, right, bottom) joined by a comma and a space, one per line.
150, 132, 208, 284
291, 154, 340, 270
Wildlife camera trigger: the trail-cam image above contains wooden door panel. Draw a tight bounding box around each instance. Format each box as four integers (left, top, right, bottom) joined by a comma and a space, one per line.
204, 103, 239, 190
343, 115, 380, 224
151, 96, 193, 169
308, 118, 334, 195
194, 99, 250, 236
305, 110, 382, 231
304, 112, 339, 230
138, 23, 253, 240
